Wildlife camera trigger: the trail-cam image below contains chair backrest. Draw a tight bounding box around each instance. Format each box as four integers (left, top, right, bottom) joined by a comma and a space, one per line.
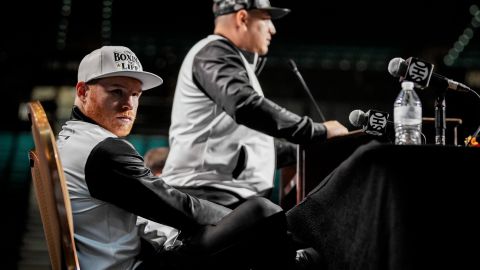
27, 101, 80, 270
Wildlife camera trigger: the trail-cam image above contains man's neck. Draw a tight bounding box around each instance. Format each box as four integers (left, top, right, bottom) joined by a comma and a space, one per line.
70, 106, 97, 125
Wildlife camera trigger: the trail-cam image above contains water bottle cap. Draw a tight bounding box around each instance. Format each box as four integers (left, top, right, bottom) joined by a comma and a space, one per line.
401, 81, 414, 89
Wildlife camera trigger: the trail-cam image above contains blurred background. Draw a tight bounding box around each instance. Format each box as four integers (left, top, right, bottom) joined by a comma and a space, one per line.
1, 0, 479, 268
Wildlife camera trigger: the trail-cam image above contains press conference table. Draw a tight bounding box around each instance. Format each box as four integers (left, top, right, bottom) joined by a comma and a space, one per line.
286, 140, 480, 269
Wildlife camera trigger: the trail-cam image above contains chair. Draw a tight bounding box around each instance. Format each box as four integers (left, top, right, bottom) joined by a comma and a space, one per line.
27, 101, 80, 270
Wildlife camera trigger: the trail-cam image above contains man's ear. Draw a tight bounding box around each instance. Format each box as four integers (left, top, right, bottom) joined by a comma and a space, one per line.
235, 9, 248, 28
76, 81, 88, 103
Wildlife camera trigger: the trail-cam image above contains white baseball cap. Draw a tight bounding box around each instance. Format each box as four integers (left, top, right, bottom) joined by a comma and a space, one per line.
77, 46, 163, 91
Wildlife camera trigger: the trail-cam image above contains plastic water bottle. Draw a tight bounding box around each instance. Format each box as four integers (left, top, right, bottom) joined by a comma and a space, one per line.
394, 81, 422, 145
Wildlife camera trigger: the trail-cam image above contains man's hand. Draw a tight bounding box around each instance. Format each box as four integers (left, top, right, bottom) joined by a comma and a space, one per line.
323, 120, 349, 139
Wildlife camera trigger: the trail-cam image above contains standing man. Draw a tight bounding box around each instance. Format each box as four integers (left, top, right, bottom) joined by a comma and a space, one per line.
57, 45, 300, 269
162, 0, 348, 208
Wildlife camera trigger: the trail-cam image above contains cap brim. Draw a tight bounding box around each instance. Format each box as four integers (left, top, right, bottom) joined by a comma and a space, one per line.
261, 7, 290, 19
90, 71, 163, 91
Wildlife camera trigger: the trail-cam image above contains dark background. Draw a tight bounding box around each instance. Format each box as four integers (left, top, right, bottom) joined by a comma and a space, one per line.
1, 0, 479, 135
1, 0, 479, 267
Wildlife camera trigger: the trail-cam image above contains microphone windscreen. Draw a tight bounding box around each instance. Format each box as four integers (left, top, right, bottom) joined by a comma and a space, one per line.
288, 59, 298, 72
387, 57, 407, 78
349, 109, 366, 127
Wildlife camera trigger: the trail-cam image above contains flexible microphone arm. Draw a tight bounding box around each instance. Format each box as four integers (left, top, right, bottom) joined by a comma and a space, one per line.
288, 59, 326, 122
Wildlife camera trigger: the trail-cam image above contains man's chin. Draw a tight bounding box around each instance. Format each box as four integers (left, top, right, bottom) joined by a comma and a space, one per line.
111, 125, 133, 137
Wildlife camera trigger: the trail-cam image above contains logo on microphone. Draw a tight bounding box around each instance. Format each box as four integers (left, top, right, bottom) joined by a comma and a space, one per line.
404, 57, 434, 89
365, 110, 389, 136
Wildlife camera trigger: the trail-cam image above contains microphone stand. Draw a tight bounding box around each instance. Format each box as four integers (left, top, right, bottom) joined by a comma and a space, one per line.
288, 59, 326, 122
434, 88, 447, 145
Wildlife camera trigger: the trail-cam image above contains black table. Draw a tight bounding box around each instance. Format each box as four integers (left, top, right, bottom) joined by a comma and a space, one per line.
287, 140, 480, 269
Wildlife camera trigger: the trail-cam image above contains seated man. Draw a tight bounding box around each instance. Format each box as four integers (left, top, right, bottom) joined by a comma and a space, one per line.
57, 45, 301, 269
144, 146, 170, 176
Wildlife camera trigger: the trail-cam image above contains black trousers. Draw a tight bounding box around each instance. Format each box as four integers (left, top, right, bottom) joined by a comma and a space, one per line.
176, 186, 272, 209
138, 197, 296, 270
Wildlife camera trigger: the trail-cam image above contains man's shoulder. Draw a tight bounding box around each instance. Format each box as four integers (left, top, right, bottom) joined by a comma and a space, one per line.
57, 120, 116, 157
194, 35, 238, 56
90, 137, 138, 158
58, 120, 114, 139
85, 137, 145, 180
191, 36, 244, 71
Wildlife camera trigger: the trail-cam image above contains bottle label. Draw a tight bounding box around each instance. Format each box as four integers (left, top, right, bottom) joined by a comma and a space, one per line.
394, 106, 422, 125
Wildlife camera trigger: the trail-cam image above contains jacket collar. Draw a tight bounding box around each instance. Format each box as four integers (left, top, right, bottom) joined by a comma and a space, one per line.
70, 106, 97, 125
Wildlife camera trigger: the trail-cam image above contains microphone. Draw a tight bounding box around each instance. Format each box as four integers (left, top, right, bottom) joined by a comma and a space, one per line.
349, 109, 390, 136
288, 59, 326, 122
388, 57, 472, 92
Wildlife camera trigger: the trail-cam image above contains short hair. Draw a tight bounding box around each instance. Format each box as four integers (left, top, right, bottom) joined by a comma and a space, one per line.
144, 147, 169, 176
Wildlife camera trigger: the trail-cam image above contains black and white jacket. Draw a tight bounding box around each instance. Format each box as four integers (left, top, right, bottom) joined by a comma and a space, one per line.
57, 107, 231, 269
162, 34, 327, 199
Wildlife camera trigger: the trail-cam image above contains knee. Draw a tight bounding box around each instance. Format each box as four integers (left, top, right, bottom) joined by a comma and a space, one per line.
245, 196, 283, 218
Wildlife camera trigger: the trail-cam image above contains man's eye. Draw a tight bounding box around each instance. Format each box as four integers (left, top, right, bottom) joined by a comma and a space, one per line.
111, 89, 122, 95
